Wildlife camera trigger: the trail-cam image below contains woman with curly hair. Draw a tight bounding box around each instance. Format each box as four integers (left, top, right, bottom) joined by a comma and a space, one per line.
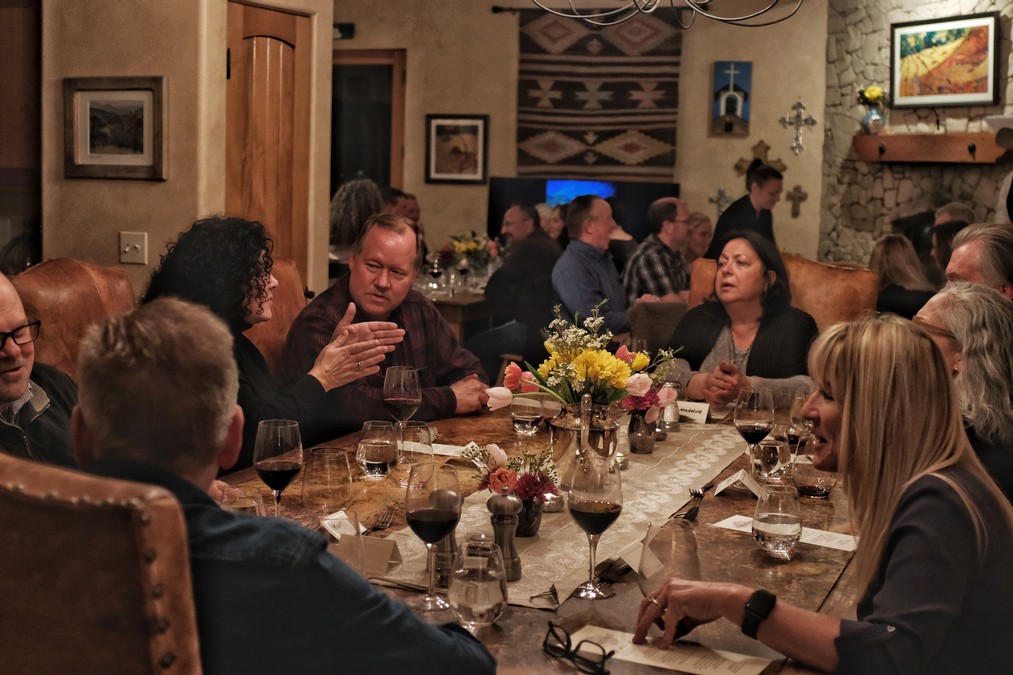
144, 216, 404, 469
637, 314, 1013, 672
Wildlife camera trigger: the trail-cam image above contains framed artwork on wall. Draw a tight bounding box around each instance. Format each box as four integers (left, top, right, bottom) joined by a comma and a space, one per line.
890, 12, 1000, 109
63, 76, 166, 180
425, 114, 488, 184
710, 61, 751, 137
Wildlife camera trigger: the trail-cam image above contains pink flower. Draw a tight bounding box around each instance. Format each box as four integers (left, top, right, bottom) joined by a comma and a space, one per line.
486, 443, 508, 469
656, 385, 677, 408
488, 468, 517, 495
503, 362, 523, 390
485, 387, 513, 411
615, 344, 634, 364
519, 371, 539, 393
645, 406, 661, 424
626, 373, 653, 397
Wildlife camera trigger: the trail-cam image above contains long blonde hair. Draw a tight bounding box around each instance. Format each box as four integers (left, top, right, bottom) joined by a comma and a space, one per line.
869, 233, 935, 292
807, 314, 1013, 593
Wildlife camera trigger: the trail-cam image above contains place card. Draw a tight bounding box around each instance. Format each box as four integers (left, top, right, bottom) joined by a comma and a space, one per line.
711, 514, 858, 552
432, 443, 466, 458
677, 400, 709, 424
713, 469, 764, 498
568, 625, 771, 675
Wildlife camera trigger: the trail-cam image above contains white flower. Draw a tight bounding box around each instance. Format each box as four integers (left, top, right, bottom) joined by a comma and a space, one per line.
485, 387, 513, 411
625, 373, 653, 397
485, 443, 508, 469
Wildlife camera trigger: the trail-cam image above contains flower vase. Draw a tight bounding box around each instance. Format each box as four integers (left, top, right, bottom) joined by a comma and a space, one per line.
861, 105, 885, 135
628, 411, 656, 455
550, 395, 619, 488
515, 499, 543, 537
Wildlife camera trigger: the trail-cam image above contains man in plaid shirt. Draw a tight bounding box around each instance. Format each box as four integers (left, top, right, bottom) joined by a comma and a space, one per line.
282, 214, 487, 433
623, 197, 692, 307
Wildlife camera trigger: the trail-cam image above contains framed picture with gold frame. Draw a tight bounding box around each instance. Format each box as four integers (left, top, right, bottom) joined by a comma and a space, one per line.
64, 76, 166, 180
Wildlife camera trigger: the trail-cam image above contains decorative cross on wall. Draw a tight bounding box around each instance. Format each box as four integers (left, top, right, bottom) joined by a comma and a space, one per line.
779, 100, 818, 156
786, 184, 808, 218
734, 140, 787, 176
708, 188, 733, 218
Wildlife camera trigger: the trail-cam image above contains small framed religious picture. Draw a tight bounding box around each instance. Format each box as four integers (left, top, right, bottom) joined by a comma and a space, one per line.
425, 114, 489, 184
710, 61, 751, 137
890, 12, 1000, 109
64, 76, 167, 180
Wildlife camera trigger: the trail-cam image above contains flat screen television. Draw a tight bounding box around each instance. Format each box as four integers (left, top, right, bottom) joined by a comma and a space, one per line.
487, 176, 680, 243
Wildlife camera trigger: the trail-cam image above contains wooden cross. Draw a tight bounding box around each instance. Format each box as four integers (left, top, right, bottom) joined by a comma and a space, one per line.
734, 140, 787, 176
786, 184, 808, 218
779, 100, 818, 156
708, 188, 733, 218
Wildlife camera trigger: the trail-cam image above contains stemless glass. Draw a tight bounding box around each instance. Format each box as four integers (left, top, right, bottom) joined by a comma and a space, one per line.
219, 485, 265, 516
405, 463, 461, 611
510, 396, 544, 436
253, 419, 304, 517
567, 451, 623, 600
356, 420, 397, 479
303, 447, 356, 525
390, 420, 434, 487
383, 366, 422, 459
734, 387, 774, 460
751, 439, 792, 482
448, 535, 508, 632
752, 484, 802, 561
637, 520, 700, 597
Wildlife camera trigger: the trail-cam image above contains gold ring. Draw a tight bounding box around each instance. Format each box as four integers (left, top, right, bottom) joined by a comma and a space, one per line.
649, 597, 663, 611
355, 361, 361, 371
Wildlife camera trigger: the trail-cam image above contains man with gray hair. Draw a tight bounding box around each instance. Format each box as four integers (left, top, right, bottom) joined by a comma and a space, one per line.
934, 201, 976, 227
77, 298, 495, 674
946, 222, 1013, 300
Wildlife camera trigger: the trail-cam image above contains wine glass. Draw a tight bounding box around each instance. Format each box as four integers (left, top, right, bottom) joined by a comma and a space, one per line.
637, 520, 700, 597
356, 420, 396, 479
253, 419, 304, 517
448, 534, 508, 632
733, 387, 774, 461
567, 451, 623, 600
303, 447, 356, 525
405, 462, 461, 611
750, 439, 792, 482
383, 367, 422, 463
752, 484, 802, 561
390, 420, 434, 487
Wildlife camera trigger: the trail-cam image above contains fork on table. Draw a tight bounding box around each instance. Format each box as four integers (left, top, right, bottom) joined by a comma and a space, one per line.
362, 508, 395, 535
668, 483, 713, 522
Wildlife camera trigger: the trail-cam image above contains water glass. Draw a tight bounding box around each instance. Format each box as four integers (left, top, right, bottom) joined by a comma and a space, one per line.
391, 421, 434, 487
510, 397, 544, 436
448, 535, 508, 632
219, 485, 265, 516
752, 484, 801, 561
356, 420, 396, 479
303, 447, 356, 523
751, 439, 791, 482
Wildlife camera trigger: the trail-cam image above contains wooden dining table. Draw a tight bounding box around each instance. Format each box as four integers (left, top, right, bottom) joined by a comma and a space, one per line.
224, 410, 856, 674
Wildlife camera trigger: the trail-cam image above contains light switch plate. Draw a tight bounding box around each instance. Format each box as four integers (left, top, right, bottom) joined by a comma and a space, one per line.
120, 231, 147, 264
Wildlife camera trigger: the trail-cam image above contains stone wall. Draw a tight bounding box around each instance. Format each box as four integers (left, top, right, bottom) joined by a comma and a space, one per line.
821, 0, 1013, 263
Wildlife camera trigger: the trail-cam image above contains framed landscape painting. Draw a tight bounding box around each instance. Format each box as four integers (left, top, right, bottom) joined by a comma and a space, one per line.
890, 12, 999, 108
425, 114, 488, 184
64, 76, 166, 180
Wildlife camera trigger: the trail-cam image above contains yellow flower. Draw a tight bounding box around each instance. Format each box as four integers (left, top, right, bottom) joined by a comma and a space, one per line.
630, 352, 650, 372
572, 350, 631, 389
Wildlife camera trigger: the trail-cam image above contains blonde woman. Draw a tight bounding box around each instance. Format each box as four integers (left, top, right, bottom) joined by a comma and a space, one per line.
683, 212, 713, 265
636, 314, 1013, 672
869, 233, 936, 318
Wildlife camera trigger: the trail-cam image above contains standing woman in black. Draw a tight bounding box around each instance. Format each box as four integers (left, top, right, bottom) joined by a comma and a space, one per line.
704, 159, 782, 258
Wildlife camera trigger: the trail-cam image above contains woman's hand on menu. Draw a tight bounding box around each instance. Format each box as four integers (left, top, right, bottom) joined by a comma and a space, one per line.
634, 578, 750, 648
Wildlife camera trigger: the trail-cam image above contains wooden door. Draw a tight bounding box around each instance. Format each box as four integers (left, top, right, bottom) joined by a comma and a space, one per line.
226, 1, 311, 279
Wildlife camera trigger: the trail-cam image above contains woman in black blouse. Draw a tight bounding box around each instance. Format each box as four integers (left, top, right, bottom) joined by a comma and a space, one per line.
143, 216, 403, 469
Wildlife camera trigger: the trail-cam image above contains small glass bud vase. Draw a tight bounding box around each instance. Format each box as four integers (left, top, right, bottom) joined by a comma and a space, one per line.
861, 105, 885, 135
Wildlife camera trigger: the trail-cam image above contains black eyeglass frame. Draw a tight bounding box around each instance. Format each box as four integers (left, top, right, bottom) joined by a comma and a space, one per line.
0, 320, 41, 352
542, 621, 615, 674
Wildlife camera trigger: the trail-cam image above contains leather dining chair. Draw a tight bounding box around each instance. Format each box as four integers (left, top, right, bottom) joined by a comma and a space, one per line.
686, 253, 879, 332
10, 258, 137, 379
0, 452, 202, 674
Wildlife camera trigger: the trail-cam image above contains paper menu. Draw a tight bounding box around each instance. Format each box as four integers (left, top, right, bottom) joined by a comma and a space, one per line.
568, 625, 771, 675
711, 514, 857, 552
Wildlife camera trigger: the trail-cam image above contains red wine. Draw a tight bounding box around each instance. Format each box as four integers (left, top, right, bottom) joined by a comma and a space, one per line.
569, 500, 622, 535
735, 422, 772, 445
255, 460, 301, 492
797, 485, 831, 498
406, 507, 460, 544
384, 396, 421, 422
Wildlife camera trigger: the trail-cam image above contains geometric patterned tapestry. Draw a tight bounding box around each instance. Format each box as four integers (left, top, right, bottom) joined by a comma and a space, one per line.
517, 9, 682, 181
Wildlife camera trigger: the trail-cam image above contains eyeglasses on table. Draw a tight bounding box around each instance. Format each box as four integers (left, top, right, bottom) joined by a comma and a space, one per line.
542, 621, 614, 674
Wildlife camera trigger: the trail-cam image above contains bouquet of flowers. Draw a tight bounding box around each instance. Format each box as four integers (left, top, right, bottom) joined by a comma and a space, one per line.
857, 85, 886, 107
616, 343, 678, 423
446, 230, 492, 269
463, 443, 559, 503
486, 303, 634, 409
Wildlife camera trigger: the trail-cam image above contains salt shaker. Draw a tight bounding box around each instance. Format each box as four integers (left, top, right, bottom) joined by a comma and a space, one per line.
487, 487, 522, 581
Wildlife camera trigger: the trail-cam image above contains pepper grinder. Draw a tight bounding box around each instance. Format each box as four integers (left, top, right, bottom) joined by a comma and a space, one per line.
487, 487, 522, 581
434, 530, 457, 587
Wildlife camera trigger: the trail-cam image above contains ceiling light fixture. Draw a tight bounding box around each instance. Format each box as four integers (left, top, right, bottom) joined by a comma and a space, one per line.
530, 0, 804, 28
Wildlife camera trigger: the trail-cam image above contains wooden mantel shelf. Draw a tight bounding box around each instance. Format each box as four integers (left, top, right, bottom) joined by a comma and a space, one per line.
852, 132, 1009, 164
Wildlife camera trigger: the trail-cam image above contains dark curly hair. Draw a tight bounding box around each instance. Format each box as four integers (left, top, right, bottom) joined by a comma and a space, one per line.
142, 216, 273, 331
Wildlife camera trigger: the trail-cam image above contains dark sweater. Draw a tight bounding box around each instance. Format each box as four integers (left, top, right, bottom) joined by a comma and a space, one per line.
876, 284, 934, 319
704, 194, 776, 259
0, 363, 77, 468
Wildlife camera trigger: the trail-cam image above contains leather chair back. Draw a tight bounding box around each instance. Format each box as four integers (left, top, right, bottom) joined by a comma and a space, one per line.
11, 258, 136, 378
687, 254, 878, 332
628, 300, 688, 352
244, 257, 308, 378
0, 452, 202, 674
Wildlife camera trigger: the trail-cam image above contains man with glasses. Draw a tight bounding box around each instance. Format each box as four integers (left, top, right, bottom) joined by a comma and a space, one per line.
0, 273, 77, 467
623, 197, 693, 306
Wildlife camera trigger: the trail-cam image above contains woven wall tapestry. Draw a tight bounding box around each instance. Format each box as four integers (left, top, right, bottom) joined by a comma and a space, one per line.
517, 9, 682, 181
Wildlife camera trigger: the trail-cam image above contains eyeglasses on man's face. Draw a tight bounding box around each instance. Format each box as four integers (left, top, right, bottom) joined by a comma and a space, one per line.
0, 320, 41, 352
542, 622, 614, 674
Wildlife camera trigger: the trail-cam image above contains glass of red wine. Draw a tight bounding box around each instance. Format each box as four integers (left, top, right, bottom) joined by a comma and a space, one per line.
383, 366, 422, 465
567, 451, 623, 600
733, 387, 774, 466
405, 462, 461, 611
253, 419, 304, 517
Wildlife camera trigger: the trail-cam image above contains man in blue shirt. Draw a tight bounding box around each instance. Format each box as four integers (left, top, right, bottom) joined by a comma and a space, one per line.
551, 195, 631, 336
74, 297, 495, 675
